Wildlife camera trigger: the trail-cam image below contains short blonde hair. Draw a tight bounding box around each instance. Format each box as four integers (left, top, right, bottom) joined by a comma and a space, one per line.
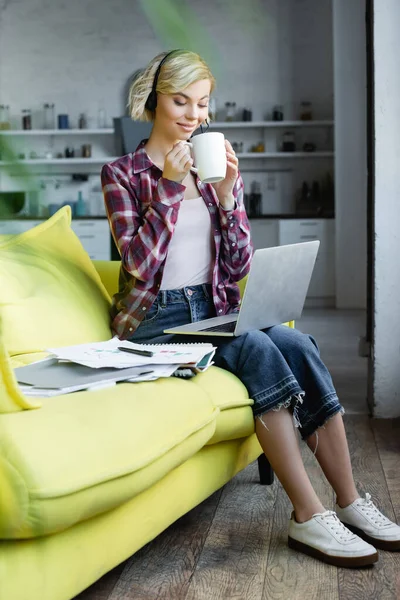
128, 49, 216, 122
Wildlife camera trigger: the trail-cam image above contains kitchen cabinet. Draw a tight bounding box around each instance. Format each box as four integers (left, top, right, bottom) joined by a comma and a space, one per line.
279, 219, 335, 298
248, 217, 335, 298
71, 219, 111, 260
0, 218, 111, 261
250, 219, 279, 250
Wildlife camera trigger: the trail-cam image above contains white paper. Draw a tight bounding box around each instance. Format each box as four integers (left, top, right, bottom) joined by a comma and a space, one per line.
47, 338, 216, 369
18, 364, 183, 397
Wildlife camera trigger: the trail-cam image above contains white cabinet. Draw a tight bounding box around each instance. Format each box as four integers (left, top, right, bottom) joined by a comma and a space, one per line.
279, 219, 335, 298
249, 217, 335, 298
0, 220, 42, 235
71, 219, 111, 260
0, 218, 111, 261
250, 219, 279, 250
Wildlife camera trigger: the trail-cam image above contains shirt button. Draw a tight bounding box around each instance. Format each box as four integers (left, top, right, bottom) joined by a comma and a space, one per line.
129, 327, 133, 331
229, 223, 234, 228
142, 307, 146, 311
229, 216, 233, 220
218, 283, 224, 289
218, 309, 223, 314
187, 289, 193, 296
208, 203, 213, 207
231, 242, 236, 247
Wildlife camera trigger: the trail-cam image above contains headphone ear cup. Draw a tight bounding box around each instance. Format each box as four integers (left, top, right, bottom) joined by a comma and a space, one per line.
145, 91, 157, 111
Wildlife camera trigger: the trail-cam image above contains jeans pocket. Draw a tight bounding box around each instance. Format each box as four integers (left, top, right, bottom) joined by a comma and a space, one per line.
141, 300, 162, 325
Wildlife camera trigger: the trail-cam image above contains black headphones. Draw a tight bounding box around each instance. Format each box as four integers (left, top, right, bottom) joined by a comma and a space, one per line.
145, 50, 179, 112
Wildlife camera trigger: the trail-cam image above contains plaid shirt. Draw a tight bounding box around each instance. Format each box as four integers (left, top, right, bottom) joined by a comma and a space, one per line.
101, 141, 253, 339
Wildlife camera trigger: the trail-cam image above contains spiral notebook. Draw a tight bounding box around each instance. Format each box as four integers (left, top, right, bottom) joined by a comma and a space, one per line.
45, 338, 216, 369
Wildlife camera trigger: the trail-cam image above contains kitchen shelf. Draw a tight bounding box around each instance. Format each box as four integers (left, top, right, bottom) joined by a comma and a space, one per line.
237, 152, 334, 158
0, 157, 118, 165
209, 120, 334, 129
0, 129, 114, 136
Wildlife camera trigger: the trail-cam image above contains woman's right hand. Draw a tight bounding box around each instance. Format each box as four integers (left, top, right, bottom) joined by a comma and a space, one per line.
162, 142, 193, 183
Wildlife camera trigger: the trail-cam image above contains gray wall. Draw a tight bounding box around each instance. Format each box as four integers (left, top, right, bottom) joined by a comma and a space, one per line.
332, 0, 367, 309
372, 0, 400, 418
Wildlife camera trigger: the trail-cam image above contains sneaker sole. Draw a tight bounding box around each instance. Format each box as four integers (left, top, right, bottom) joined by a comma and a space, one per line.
288, 536, 378, 568
342, 522, 400, 551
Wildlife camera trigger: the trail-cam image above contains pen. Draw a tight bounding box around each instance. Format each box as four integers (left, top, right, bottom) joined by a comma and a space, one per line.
118, 346, 154, 358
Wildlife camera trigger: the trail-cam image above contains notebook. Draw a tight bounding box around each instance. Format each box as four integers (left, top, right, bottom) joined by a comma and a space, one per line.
164, 241, 320, 337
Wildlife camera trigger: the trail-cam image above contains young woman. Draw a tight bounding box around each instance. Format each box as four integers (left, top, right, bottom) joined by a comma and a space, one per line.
101, 49, 400, 567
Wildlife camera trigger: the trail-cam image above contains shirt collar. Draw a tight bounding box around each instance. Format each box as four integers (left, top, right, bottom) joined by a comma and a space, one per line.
132, 140, 156, 174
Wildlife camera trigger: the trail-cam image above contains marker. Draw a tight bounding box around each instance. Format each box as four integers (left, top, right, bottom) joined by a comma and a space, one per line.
118, 346, 154, 358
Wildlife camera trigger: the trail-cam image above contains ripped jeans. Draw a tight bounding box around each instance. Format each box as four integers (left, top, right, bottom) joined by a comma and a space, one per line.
129, 283, 344, 441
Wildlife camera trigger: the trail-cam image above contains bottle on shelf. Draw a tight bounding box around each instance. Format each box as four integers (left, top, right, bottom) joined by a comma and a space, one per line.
249, 181, 262, 217
225, 102, 236, 121
97, 108, 107, 128
282, 131, 296, 152
78, 113, 87, 129
22, 109, 32, 130
0, 105, 10, 130
300, 101, 313, 121
272, 105, 284, 121
75, 190, 87, 217
43, 103, 55, 129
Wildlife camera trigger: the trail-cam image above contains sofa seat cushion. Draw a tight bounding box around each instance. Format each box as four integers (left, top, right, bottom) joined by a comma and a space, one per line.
0, 206, 112, 357
0, 377, 218, 539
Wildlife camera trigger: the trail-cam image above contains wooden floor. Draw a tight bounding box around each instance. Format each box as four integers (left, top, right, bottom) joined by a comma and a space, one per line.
75, 310, 400, 600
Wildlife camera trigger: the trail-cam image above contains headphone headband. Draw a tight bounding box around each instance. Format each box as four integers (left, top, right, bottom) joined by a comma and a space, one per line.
145, 50, 180, 112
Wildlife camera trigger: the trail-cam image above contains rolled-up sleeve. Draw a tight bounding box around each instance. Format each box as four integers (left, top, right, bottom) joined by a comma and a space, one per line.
101, 163, 185, 281
218, 173, 253, 281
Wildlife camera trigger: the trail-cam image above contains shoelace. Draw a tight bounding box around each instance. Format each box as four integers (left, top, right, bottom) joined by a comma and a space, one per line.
319, 510, 357, 541
357, 493, 392, 527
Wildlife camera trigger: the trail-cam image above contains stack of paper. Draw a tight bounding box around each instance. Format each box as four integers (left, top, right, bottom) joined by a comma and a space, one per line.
15, 339, 216, 397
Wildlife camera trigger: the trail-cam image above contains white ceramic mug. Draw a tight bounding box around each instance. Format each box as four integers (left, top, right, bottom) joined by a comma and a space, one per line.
185, 132, 226, 183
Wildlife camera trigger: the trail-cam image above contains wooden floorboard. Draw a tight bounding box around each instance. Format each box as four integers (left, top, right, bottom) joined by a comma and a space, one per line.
372, 418, 400, 522
184, 462, 278, 600
337, 416, 400, 600
74, 311, 400, 600
262, 441, 338, 600
108, 490, 223, 600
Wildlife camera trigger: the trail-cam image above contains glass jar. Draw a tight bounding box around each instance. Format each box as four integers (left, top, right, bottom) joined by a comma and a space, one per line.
282, 131, 296, 152
300, 101, 313, 121
0, 105, 10, 130
22, 109, 32, 130
78, 113, 87, 129
43, 103, 55, 129
273, 105, 284, 121
225, 102, 236, 121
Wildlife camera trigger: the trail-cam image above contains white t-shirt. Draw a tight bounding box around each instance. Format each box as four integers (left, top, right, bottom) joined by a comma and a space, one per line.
161, 197, 215, 290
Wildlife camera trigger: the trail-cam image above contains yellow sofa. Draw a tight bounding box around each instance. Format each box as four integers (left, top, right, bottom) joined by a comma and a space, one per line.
0, 207, 285, 600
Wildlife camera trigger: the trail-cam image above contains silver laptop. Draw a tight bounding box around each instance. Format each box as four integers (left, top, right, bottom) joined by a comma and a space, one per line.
164, 241, 320, 337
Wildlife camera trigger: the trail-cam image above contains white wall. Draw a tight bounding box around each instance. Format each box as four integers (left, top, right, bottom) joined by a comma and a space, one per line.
332, 0, 367, 309
0, 0, 333, 127
372, 0, 400, 418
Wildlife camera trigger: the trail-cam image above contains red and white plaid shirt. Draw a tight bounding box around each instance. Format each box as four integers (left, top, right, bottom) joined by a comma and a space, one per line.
101, 141, 253, 339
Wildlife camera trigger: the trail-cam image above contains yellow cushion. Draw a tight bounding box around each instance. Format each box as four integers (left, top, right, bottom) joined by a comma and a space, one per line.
0, 326, 40, 413
0, 377, 218, 539
0, 207, 112, 357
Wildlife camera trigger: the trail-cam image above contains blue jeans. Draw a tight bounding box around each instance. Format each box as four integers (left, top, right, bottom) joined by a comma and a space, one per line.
129, 283, 343, 440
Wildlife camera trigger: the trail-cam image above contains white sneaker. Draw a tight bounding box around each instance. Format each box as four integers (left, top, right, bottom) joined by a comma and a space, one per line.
288, 510, 378, 567
336, 493, 400, 551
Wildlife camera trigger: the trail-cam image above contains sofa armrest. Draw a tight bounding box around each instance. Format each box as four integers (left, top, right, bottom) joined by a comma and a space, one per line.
92, 260, 120, 298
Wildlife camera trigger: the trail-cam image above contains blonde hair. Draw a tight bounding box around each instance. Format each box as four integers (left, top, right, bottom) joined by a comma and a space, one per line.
128, 49, 216, 122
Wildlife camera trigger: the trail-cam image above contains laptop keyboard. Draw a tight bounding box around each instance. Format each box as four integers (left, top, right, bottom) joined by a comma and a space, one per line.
199, 320, 236, 333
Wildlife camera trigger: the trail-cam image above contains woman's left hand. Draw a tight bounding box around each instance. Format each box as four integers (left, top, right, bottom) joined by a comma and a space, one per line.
212, 139, 238, 210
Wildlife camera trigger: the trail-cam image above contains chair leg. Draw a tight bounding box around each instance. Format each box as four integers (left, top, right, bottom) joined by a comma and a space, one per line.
257, 454, 274, 485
